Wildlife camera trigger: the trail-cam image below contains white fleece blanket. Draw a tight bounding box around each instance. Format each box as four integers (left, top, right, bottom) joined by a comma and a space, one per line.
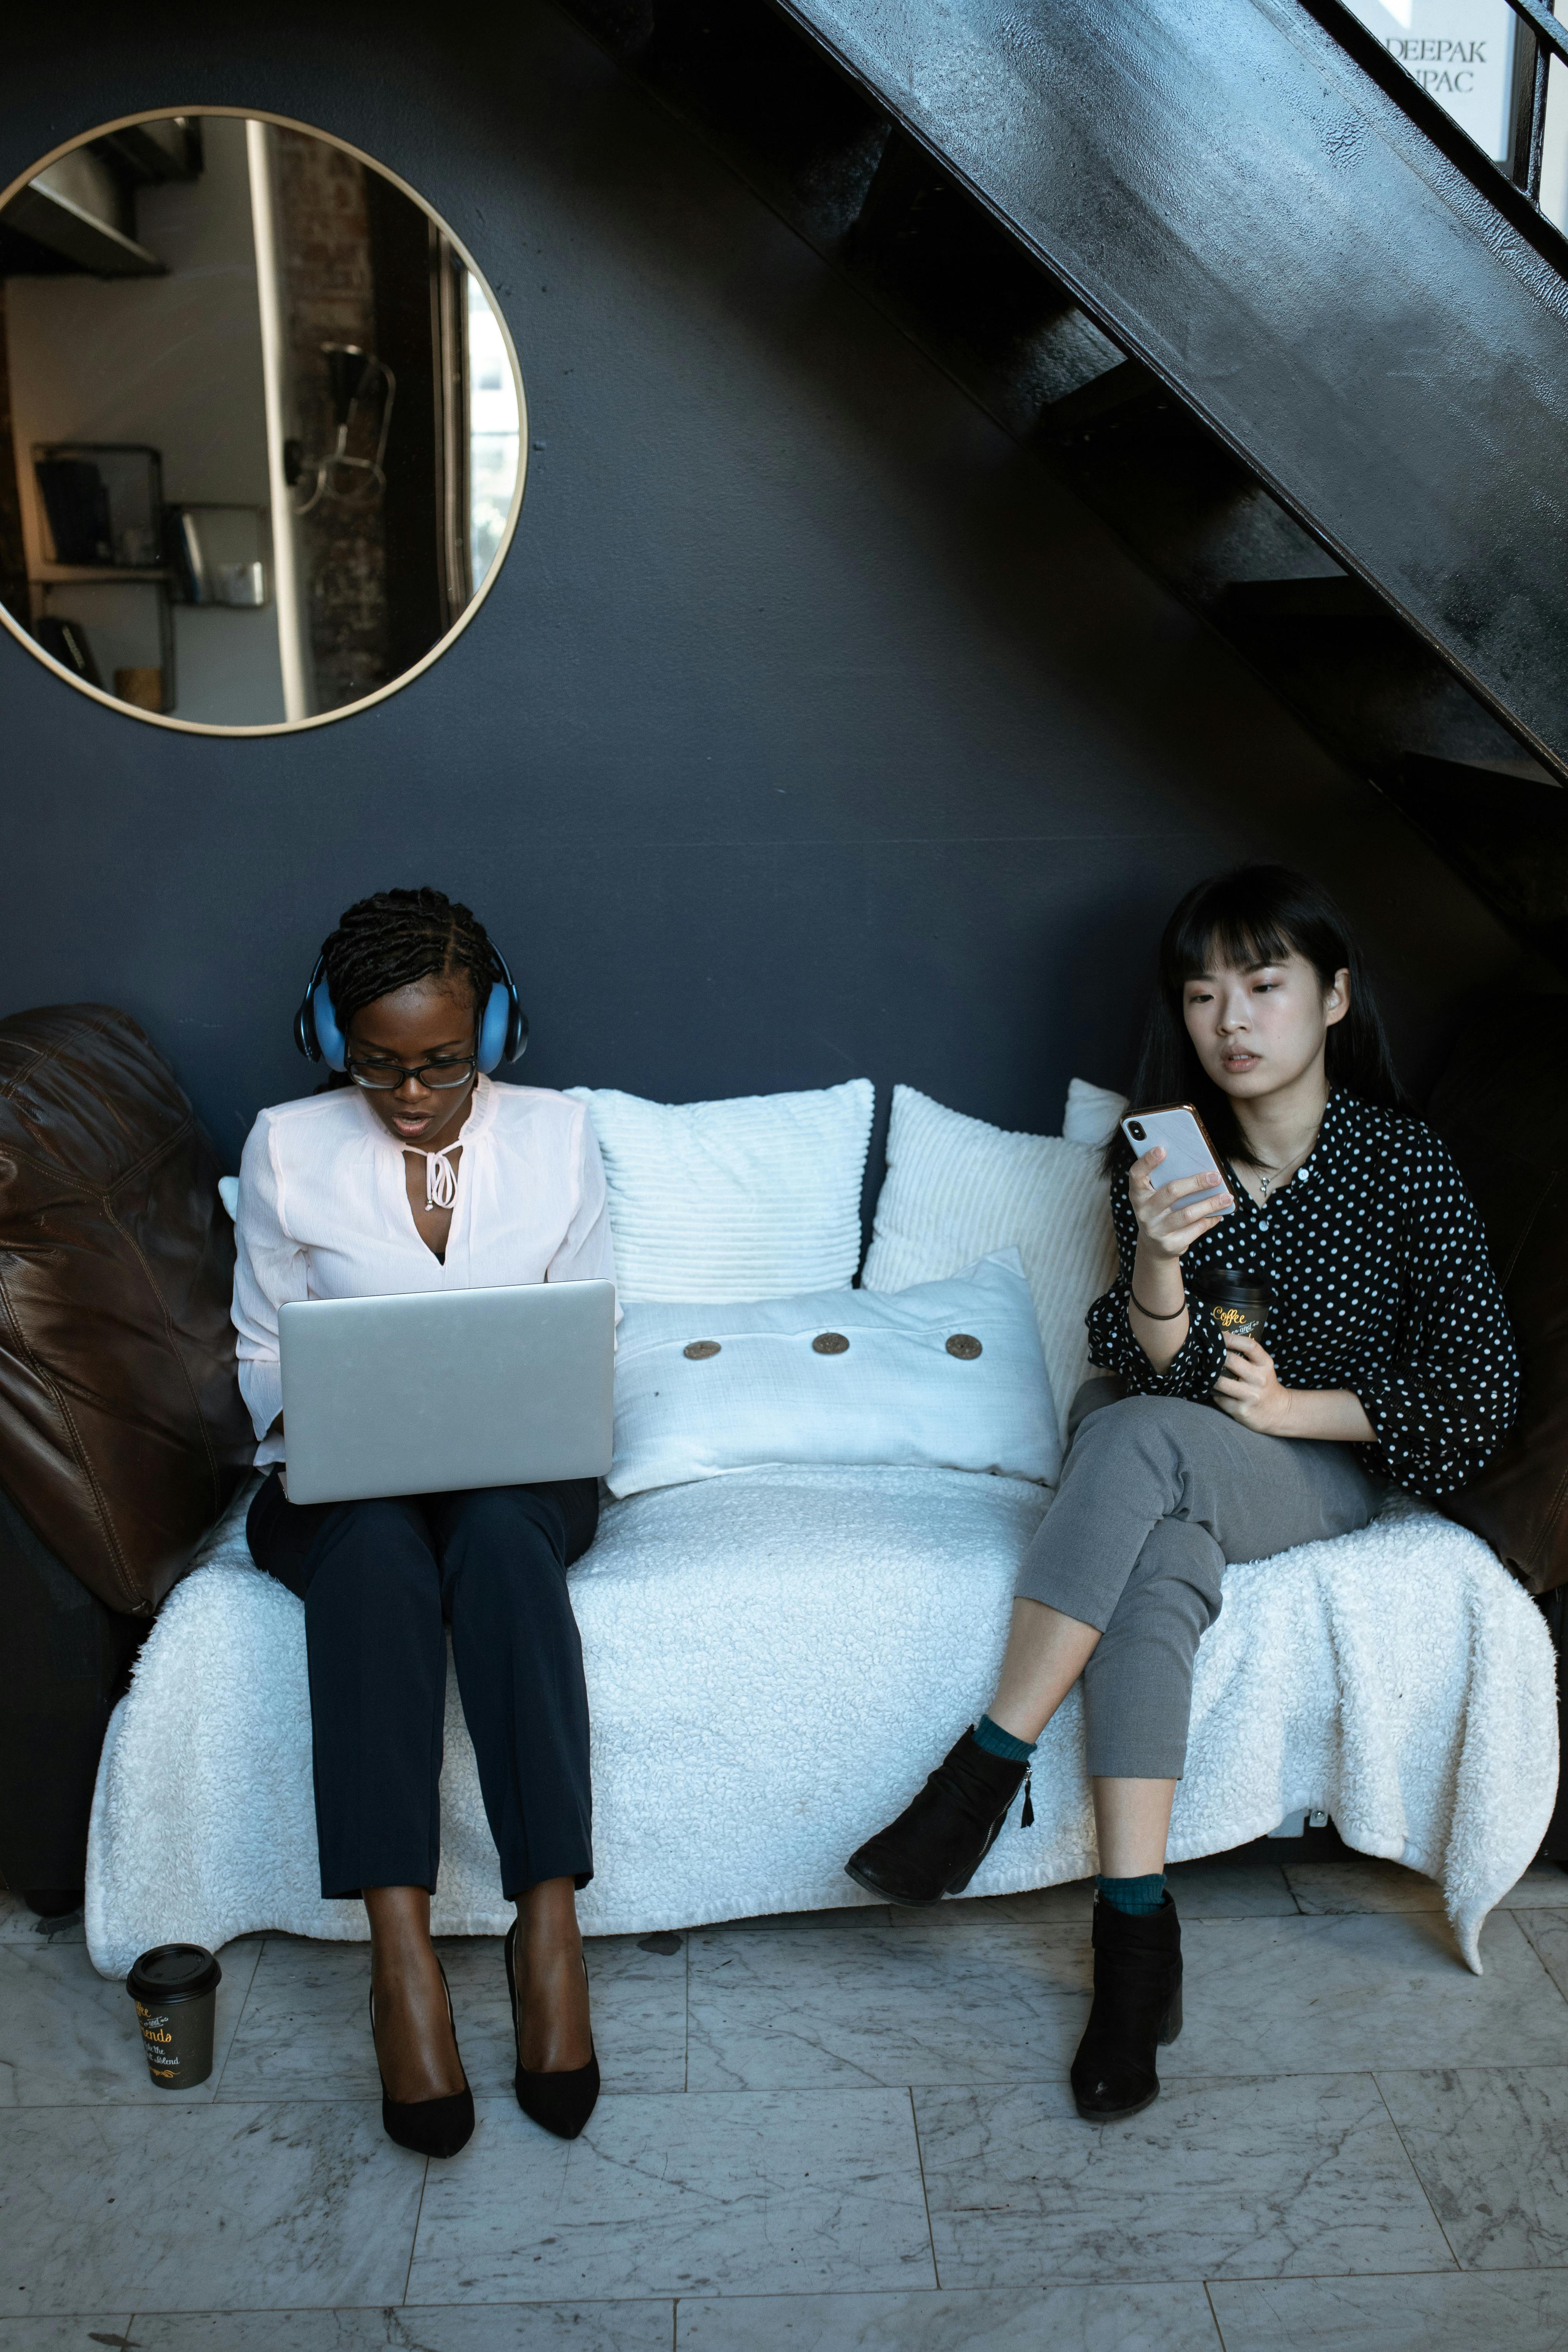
87, 1464, 1556, 1977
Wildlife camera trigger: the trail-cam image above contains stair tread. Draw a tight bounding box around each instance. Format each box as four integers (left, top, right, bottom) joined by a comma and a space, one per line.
1041, 357, 1161, 432
1403, 750, 1561, 788
1214, 577, 1381, 620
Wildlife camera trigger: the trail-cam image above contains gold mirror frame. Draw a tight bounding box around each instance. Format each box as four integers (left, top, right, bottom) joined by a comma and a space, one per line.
0, 105, 528, 737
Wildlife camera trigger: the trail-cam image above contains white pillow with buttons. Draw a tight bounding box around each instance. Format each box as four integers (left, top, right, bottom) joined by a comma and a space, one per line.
607, 1247, 1060, 1498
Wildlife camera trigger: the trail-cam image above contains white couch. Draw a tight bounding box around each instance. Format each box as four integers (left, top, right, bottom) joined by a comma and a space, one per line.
85, 1078, 1558, 1978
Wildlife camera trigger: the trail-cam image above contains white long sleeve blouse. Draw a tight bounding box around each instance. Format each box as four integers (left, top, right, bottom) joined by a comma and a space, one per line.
231, 1077, 617, 1467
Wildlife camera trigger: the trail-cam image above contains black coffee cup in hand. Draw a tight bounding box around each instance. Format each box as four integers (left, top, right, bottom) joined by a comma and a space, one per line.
1192, 1264, 1273, 1347
127, 1944, 222, 2090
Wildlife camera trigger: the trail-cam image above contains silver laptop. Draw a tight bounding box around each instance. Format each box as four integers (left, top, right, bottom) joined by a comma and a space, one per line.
278, 1280, 616, 1507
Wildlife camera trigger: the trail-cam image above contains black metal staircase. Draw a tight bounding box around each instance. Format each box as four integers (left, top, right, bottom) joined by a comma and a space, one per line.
555, 0, 1568, 969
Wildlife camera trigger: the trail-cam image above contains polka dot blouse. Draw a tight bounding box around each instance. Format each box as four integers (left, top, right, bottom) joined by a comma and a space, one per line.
1086, 1089, 1520, 1499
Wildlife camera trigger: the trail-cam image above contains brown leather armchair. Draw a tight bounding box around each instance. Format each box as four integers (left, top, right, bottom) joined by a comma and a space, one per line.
0, 1005, 254, 1905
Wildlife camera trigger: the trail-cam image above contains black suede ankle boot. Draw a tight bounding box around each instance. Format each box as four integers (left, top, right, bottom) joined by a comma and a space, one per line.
843, 1729, 1028, 1906
1070, 1891, 1183, 2122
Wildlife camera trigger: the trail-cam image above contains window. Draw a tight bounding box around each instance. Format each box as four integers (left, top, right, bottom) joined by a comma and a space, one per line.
468, 273, 521, 591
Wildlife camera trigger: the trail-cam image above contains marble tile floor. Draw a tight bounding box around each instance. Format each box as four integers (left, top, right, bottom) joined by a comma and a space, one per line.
5, 1849, 1568, 2349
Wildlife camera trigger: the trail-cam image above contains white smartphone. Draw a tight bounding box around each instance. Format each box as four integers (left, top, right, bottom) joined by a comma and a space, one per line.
1120, 1103, 1233, 1213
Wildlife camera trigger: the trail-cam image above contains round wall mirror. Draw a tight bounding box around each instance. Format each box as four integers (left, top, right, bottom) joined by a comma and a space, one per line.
0, 110, 525, 733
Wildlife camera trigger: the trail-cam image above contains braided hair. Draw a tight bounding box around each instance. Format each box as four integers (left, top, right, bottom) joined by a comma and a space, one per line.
319, 887, 500, 1038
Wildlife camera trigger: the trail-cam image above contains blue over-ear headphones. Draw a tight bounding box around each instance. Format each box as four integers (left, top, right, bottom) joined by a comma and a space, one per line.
294, 944, 528, 1072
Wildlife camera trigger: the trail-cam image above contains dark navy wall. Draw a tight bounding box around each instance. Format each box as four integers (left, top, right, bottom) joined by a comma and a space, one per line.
1, 0, 1520, 1173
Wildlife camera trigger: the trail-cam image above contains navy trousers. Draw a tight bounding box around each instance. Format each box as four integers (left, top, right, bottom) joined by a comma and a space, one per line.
247, 1471, 598, 1901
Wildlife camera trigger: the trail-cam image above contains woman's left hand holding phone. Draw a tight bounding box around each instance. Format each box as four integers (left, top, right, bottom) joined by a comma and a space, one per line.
1126, 1144, 1234, 1374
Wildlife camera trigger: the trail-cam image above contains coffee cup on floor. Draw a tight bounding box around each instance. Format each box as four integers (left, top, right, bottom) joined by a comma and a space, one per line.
127, 1944, 222, 2089
1192, 1265, 1273, 1346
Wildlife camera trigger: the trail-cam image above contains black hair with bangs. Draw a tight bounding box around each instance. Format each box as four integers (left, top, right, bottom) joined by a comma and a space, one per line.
1104, 863, 1408, 1176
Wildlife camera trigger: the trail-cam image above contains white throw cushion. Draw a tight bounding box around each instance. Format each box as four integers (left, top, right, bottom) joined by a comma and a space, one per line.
1063, 1075, 1129, 1147
863, 1085, 1118, 1427
567, 1079, 874, 1304
608, 1247, 1060, 1497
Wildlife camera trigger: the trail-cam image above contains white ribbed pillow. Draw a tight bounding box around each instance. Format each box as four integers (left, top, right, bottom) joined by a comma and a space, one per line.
862, 1085, 1118, 1427
567, 1079, 874, 1304
1063, 1074, 1129, 1147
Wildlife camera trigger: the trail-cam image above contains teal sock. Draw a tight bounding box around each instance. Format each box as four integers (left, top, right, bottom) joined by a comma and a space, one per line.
1096, 1872, 1166, 1915
973, 1714, 1036, 1764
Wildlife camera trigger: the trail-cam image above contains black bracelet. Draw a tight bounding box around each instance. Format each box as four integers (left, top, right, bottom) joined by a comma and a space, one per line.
1128, 1285, 1188, 1322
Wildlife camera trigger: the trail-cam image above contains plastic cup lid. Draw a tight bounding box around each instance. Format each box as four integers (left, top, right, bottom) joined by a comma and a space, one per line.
1197, 1264, 1272, 1299
126, 1943, 222, 2002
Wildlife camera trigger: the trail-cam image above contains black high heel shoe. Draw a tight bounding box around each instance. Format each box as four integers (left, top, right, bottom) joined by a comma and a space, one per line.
369, 1957, 475, 2159
844, 1728, 1030, 1906
1070, 1891, 1183, 2123
505, 1917, 600, 2140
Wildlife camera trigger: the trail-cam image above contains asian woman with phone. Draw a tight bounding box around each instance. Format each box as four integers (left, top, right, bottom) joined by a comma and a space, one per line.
846, 863, 1519, 2124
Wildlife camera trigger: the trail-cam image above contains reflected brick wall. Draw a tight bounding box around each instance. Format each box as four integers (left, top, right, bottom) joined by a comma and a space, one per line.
272, 126, 390, 709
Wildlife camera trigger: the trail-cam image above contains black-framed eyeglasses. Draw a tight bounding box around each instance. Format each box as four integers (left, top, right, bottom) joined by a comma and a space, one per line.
345, 1051, 478, 1092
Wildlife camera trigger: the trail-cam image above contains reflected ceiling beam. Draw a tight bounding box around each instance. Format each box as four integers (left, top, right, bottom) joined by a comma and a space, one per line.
0, 181, 163, 278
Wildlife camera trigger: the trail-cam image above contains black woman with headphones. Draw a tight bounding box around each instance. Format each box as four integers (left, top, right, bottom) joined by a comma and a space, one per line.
232, 888, 615, 2158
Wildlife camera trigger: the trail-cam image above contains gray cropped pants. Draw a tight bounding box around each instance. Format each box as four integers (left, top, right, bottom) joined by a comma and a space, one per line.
1015, 1388, 1381, 1779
